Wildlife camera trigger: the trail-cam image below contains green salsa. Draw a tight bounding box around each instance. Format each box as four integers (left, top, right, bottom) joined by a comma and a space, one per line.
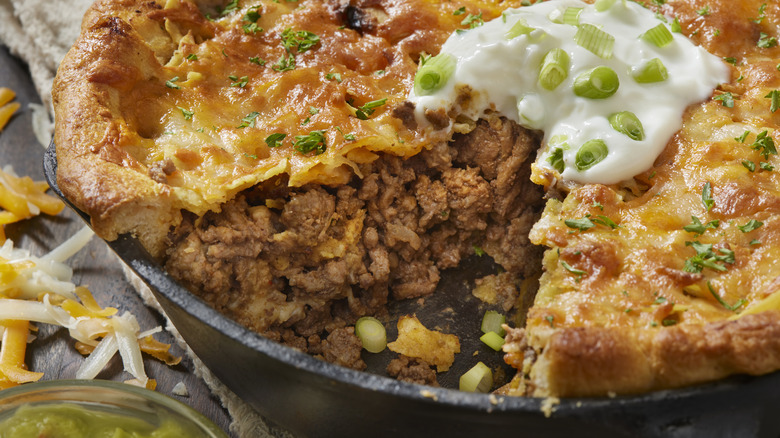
0, 403, 205, 438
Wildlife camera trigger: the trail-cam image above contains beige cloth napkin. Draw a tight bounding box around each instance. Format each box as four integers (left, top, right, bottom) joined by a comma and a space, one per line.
0, 1, 292, 436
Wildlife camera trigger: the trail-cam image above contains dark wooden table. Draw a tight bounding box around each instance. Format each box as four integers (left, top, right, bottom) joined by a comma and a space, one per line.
0, 45, 235, 436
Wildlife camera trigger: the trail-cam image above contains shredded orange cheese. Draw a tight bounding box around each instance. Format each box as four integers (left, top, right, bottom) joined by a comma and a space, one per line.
0, 87, 18, 133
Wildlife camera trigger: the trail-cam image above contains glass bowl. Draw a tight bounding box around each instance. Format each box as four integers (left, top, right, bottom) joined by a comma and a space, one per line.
0, 379, 229, 438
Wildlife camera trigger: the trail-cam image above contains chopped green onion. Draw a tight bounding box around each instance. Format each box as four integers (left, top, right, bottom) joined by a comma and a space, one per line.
539, 48, 570, 91
594, 0, 617, 12
481, 311, 506, 336
641, 24, 674, 47
562, 7, 583, 25
608, 111, 644, 141
574, 24, 615, 59
573, 66, 619, 99
459, 362, 493, 393
506, 18, 535, 40
414, 53, 456, 95
631, 58, 668, 83
480, 332, 506, 351
575, 139, 609, 171
671, 17, 682, 33
355, 316, 387, 353
548, 147, 565, 173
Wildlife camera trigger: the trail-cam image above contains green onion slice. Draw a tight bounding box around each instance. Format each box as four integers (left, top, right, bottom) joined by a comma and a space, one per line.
594, 0, 618, 12
459, 362, 493, 393
631, 58, 668, 83
575, 139, 609, 171
562, 7, 583, 25
506, 17, 535, 39
640, 24, 674, 48
574, 24, 615, 59
414, 53, 456, 95
481, 310, 506, 336
548, 148, 565, 173
517, 94, 544, 128
608, 111, 645, 141
573, 66, 619, 99
354, 316, 387, 353
539, 48, 570, 91
480, 332, 506, 351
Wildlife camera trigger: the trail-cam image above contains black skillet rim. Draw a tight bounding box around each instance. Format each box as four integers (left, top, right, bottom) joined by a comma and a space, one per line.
42, 139, 778, 419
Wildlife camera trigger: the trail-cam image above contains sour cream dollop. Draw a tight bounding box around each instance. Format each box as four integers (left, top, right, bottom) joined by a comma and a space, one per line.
408, 0, 729, 184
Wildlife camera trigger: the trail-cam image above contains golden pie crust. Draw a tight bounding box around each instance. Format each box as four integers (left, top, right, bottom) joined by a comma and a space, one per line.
54, 0, 780, 398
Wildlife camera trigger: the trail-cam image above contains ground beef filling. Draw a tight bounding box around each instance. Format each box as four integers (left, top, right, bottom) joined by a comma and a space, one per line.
164, 117, 545, 371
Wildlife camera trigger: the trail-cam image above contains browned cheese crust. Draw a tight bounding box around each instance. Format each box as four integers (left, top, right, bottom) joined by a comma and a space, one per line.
511, 0, 780, 397
52, 0, 522, 256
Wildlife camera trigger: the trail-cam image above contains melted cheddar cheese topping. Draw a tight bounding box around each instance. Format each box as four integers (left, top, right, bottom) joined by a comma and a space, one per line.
527, 0, 780, 336
117, 0, 522, 215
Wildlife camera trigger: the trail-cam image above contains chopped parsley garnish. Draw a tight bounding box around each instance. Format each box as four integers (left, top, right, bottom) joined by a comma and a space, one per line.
453, 6, 466, 15
592, 201, 604, 211
244, 153, 258, 159
325, 72, 342, 83
281, 28, 320, 53
707, 281, 746, 312
237, 111, 260, 128
683, 216, 719, 236
683, 241, 734, 273
736, 130, 750, 143
544, 315, 555, 327
273, 53, 295, 72
701, 182, 714, 212
249, 56, 266, 66
273, 28, 320, 72
473, 245, 485, 256
761, 161, 775, 171
560, 260, 586, 282
243, 6, 262, 34
177, 107, 194, 120
591, 215, 620, 229
293, 130, 327, 155
301, 106, 319, 125
335, 126, 356, 141
766, 90, 780, 112
564, 217, 595, 231
758, 32, 778, 48
713, 92, 734, 108
753, 3, 768, 23
742, 160, 756, 172
723, 57, 737, 65
355, 98, 387, 120
662, 319, 678, 327
750, 130, 777, 159
653, 296, 667, 305
229, 75, 249, 87
738, 219, 763, 233
220, 0, 239, 16
186, 54, 198, 61
696, 5, 710, 15
165, 76, 181, 89
265, 133, 286, 148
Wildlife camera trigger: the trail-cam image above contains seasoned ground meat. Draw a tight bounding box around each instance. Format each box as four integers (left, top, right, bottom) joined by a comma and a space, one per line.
387, 355, 438, 386
322, 327, 366, 371
164, 116, 545, 371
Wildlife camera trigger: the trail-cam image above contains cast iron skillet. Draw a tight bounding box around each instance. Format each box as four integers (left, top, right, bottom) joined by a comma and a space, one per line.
44, 141, 780, 438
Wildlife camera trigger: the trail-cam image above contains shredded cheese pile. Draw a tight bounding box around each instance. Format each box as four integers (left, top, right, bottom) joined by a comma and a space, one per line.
0, 88, 19, 133
0, 165, 65, 242
0, 166, 179, 389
